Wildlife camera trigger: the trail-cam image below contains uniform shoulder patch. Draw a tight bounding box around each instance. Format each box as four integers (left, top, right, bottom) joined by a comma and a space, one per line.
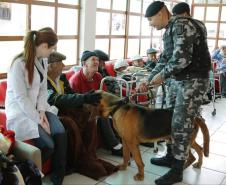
175, 24, 184, 35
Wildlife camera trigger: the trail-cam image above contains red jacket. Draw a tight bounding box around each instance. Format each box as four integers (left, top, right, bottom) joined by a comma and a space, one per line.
69, 69, 106, 93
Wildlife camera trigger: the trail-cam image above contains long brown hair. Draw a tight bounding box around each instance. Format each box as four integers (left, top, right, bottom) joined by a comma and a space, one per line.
13, 27, 58, 85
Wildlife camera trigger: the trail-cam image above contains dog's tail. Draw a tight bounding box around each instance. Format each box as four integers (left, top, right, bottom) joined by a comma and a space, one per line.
194, 117, 210, 157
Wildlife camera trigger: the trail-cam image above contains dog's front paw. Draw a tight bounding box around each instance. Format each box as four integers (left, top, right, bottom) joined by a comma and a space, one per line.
117, 164, 127, 170
192, 162, 202, 168
133, 173, 144, 181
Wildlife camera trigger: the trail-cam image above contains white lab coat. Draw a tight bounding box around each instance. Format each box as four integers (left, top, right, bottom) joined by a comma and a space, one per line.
5, 57, 54, 141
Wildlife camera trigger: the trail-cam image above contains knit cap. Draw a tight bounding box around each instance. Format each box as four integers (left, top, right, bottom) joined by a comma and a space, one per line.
81, 50, 97, 62
94, 50, 109, 61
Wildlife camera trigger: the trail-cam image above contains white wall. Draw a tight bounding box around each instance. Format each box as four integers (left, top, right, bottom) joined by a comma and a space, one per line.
79, 0, 97, 58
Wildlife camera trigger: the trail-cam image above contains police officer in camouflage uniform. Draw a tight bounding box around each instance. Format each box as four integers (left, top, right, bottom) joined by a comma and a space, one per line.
141, 1, 211, 185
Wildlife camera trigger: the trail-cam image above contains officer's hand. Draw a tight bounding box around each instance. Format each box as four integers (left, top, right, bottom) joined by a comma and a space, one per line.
83, 90, 102, 105
150, 73, 163, 85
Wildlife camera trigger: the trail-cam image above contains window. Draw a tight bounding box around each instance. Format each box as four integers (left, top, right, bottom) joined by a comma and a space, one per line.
0, 3, 26, 36
96, 0, 127, 60
193, 6, 205, 21
192, 0, 226, 52
0, 0, 80, 77
110, 39, 125, 59
95, 0, 180, 60
111, 13, 126, 35
31, 5, 55, 30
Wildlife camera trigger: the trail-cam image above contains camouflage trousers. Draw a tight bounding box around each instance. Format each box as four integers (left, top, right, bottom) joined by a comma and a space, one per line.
165, 78, 177, 109
166, 78, 209, 160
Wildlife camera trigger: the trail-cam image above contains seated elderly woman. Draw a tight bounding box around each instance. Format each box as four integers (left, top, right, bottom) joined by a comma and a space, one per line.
146, 48, 159, 72
212, 45, 226, 97
126, 55, 146, 73
114, 59, 130, 78
131, 55, 145, 68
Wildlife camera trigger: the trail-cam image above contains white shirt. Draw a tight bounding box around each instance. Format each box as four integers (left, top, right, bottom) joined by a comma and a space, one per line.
5, 57, 52, 141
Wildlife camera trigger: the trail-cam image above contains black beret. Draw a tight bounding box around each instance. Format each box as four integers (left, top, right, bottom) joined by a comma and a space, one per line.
94, 50, 109, 61
81, 50, 97, 62
172, 2, 190, 15
145, 1, 165, 17
147, 48, 157, 54
48, 51, 66, 64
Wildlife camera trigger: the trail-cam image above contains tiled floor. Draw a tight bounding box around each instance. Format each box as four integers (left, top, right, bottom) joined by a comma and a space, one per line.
43, 98, 226, 185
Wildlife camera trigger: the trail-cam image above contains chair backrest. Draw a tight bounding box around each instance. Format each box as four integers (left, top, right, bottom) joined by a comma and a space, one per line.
0, 80, 7, 108
65, 70, 75, 81
0, 110, 6, 129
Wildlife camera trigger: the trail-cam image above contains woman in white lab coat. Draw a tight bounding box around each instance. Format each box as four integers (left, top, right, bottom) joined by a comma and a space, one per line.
5, 27, 67, 185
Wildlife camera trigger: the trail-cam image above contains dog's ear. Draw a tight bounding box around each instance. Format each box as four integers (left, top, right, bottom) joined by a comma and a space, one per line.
110, 97, 129, 106
83, 104, 100, 121
97, 91, 125, 117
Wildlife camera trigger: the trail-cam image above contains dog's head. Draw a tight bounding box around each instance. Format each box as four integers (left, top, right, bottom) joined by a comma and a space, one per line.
95, 90, 128, 117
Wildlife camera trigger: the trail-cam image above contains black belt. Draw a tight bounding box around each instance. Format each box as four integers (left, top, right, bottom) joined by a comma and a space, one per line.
175, 73, 209, 81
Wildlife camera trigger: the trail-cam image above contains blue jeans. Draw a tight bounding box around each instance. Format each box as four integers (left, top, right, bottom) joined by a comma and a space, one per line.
32, 111, 67, 185
97, 117, 120, 149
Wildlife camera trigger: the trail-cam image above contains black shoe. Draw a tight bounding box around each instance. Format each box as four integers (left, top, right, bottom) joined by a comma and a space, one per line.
150, 156, 173, 168
155, 159, 184, 185
111, 147, 123, 157
141, 142, 154, 147
150, 143, 173, 168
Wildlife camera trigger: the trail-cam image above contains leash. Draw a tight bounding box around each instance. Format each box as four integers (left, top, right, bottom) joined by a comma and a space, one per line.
147, 83, 166, 108
109, 97, 129, 116
161, 83, 166, 109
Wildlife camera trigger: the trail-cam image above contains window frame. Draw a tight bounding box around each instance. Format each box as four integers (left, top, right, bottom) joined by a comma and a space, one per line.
0, 0, 80, 78
95, 0, 181, 60
192, 0, 226, 51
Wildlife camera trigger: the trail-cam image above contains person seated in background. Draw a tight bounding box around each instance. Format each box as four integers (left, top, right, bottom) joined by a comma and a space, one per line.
212, 45, 226, 98
114, 59, 130, 78
5, 27, 67, 185
146, 48, 158, 72
114, 58, 149, 96
47, 51, 118, 179
69, 50, 123, 157
131, 55, 145, 68
126, 55, 146, 73
94, 49, 120, 95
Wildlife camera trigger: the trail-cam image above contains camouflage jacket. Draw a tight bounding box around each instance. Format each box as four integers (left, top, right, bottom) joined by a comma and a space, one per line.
148, 16, 210, 81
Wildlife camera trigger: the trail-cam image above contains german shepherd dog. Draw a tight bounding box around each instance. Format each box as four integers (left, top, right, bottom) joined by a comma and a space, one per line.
95, 90, 210, 181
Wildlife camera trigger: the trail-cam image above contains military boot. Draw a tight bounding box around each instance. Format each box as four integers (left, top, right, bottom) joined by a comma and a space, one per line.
155, 159, 185, 185
150, 144, 173, 168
